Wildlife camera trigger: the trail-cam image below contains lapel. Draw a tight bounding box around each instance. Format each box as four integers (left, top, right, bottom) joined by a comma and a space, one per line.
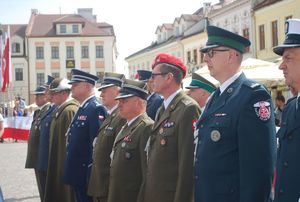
54, 99, 78, 120
39, 103, 52, 121
199, 73, 245, 121
99, 108, 118, 130
152, 91, 183, 131
286, 99, 300, 134
114, 113, 146, 146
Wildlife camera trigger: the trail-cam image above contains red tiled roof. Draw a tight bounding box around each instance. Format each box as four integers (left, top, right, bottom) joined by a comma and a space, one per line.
26, 14, 114, 37
2, 24, 27, 38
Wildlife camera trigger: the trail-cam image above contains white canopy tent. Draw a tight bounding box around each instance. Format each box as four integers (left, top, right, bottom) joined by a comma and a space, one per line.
183, 58, 284, 88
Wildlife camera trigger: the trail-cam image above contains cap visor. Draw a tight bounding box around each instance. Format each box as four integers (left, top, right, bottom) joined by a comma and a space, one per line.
273, 44, 300, 56
115, 94, 135, 100
200, 45, 219, 53
98, 84, 115, 91
185, 85, 200, 89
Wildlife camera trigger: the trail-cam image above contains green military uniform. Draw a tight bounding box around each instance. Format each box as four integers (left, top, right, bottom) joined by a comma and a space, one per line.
43, 98, 78, 202
87, 108, 126, 201
144, 91, 201, 202
25, 103, 50, 201
107, 113, 153, 202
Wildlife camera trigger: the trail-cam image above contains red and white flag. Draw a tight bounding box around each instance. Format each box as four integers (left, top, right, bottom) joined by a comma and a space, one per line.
1, 25, 11, 92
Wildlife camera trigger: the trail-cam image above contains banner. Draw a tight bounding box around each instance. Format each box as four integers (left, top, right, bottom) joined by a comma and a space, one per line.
2, 116, 33, 140
1, 25, 11, 92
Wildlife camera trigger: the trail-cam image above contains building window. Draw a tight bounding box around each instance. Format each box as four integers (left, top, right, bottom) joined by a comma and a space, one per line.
72, 24, 79, 33
36, 47, 44, 59
271, 20, 278, 47
81, 46, 89, 58
176, 27, 179, 36
200, 52, 204, 63
96, 45, 104, 58
36, 73, 45, 86
187, 51, 191, 63
243, 28, 250, 52
66, 46, 74, 59
96, 72, 103, 83
12, 43, 20, 53
51, 46, 59, 59
259, 25, 265, 50
193, 49, 198, 64
52, 72, 60, 78
15, 68, 23, 81
67, 72, 72, 80
60, 24, 66, 33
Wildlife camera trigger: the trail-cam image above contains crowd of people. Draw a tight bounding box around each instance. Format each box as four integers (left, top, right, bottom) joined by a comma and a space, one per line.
20, 18, 300, 202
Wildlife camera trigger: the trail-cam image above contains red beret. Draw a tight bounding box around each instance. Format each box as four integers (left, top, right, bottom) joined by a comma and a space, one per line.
152, 53, 187, 78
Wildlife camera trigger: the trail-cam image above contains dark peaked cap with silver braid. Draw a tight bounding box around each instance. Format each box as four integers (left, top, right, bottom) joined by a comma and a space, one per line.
68, 69, 99, 85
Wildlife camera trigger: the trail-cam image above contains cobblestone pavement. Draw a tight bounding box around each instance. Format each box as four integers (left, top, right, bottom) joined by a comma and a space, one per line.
0, 141, 40, 202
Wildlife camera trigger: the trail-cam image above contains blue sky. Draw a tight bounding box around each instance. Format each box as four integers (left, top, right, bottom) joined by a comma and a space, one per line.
0, 0, 218, 70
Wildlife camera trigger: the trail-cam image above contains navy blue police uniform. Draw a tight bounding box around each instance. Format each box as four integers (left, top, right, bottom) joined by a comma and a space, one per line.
273, 19, 300, 202
63, 69, 107, 202
137, 70, 163, 120
194, 26, 276, 202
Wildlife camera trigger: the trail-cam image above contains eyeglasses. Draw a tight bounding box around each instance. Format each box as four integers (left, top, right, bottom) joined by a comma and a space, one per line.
151, 72, 168, 79
206, 49, 230, 58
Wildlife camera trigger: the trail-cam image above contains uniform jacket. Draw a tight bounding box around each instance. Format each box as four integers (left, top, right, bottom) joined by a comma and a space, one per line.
63, 96, 107, 186
143, 91, 201, 202
25, 103, 50, 169
44, 99, 78, 202
108, 113, 153, 202
194, 73, 276, 202
37, 104, 57, 171
146, 93, 163, 120
87, 108, 126, 197
274, 96, 300, 202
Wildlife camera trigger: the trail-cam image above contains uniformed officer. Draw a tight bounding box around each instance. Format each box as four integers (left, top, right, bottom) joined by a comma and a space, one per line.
107, 79, 153, 202
25, 85, 50, 201
36, 75, 55, 201
87, 72, 127, 202
273, 19, 300, 202
44, 78, 78, 202
186, 72, 216, 110
63, 69, 107, 202
137, 70, 163, 120
194, 25, 276, 202
143, 53, 201, 202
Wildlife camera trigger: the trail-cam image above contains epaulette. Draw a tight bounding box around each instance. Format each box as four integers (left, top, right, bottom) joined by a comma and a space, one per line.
181, 98, 193, 106
243, 79, 261, 89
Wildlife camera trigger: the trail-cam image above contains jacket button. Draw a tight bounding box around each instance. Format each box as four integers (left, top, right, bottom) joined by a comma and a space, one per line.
200, 124, 204, 128
195, 176, 198, 180
288, 135, 293, 140
284, 161, 288, 167
279, 189, 284, 194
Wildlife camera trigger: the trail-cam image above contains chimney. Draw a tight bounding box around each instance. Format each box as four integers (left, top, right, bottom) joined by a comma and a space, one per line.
78, 8, 97, 22
31, 9, 38, 15
203, 2, 212, 17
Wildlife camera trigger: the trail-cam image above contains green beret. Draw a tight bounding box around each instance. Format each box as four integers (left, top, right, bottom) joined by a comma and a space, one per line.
201, 25, 251, 54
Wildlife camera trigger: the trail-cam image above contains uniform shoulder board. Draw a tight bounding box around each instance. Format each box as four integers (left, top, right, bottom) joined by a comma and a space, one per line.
181, 98, 192, 106
243, 79, 260, 89
94, 101, 101, 107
